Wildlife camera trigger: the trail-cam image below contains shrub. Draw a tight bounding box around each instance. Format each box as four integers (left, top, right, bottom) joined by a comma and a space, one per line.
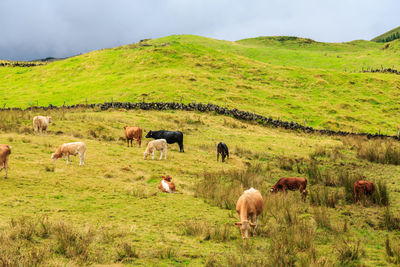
194, 164, 265, 209
380, 208, 400, 231
335, 239, 364, 265
355, 139, 400, 165
181, 220, 233, 242
385, 237, 400, 264
309, 187, 340, 208
116, 242, 140, 262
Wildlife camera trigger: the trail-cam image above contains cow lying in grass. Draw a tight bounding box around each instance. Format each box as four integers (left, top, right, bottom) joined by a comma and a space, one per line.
0, 144, 12, 178
143, 139, 167, 160
33, 116, 52, 135
51, 142, 86, 165
158, 175, 176, 193
146, 130, 184, 152
217, 142, 229, 162
124, 126, 142, 147
354, 180, 375, 202
270, 177, 308, 201
235, 188, 264, 239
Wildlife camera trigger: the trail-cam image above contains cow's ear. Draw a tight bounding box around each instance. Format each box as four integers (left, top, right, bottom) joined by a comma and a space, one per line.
234, 222, 242, 226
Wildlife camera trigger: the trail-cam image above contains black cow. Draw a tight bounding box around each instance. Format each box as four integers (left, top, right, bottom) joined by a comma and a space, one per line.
217, 142, 229, 162
145, 130, 184, 152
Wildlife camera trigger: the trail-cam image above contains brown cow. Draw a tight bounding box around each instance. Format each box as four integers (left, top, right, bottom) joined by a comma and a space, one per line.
158, 175, 176, 193
270, 177, 308, 201
235, 188, 264, 239
0, 144, 12, 178
354, 180, 375, 202
124, 126, 142, 147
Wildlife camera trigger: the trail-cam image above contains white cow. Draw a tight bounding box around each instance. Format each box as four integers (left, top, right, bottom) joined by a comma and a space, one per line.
51, 142, 86, 165
143, 139, 167, 160
33, 116, 52, 135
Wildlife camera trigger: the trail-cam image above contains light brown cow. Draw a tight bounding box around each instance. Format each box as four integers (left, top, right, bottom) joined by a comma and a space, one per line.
354, 180, 375, 202
51, 142, 86, 165
235, 188, 264, 239
0, 144, 11, 178
158, 175, 176, 193
33, 116, 52, 135
123, 126, 142, 147
143, 139, 167, 160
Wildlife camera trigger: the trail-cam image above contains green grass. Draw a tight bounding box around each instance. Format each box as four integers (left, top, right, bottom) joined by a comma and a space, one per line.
1, 108, 400, 265
1, 35, 400, 135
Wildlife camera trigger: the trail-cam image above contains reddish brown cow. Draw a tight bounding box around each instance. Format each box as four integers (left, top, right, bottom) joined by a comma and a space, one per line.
158, 175, 176, 193
270, 177, 308, 201
0, 144, 12, 178
354, 180, 375, 202
124, 126, 142, 147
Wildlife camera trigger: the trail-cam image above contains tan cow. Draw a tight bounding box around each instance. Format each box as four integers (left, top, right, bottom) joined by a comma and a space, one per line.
33, 116, 52, 135
0, 144, 12, 178
158, 175, 176, 193
143, 139, 167, 160
235, 188, 264, 239
123, 126, 142, 147
51, 142, 86, 165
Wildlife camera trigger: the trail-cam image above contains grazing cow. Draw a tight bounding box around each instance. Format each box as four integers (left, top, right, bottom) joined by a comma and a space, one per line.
123, 126, 142, 147
354, 180, 375, 202
235, 188, 264, 239
33, 116, 52, 135
51, 142, 86, 165
145, 130, 184, 152
158, 175, 176, 193
0, 144, 11, 178
270, 177, 308, 201
217, 142, 229, 162
143, 139, 167, 160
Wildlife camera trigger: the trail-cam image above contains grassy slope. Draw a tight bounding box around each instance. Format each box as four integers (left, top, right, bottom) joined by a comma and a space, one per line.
0, 109, 400, 265
0, 35, 400, 134
372, 26, 400, 42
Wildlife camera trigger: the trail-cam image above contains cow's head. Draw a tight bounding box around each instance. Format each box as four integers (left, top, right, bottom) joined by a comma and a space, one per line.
270, 186, 278, 193
145, 131, 153, 138
162, 175, 172, 182
51, 153, 60, 160
123, 126, 128, 130
234, 220, 256, 239
47, 116, 52, 123
143, 151, 150, 160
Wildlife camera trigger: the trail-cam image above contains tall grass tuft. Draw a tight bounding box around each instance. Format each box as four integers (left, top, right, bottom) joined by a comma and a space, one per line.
194, 164, 265, 209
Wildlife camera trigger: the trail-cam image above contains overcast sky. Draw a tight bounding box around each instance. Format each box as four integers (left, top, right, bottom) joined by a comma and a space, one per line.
0, 0, 399, 61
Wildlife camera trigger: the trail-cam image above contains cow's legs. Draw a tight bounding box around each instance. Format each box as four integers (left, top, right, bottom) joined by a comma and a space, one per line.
164, 148, 167, 159
137, 139, 141, 147
66, 155, 70, 164
217, 152, 219, 162
4, 160, 8, 178
152, 151, 155, 160
159, 151, 163, 160
130, 139, 133, 147
79, 152, 85, 166
179, 142, 184, 152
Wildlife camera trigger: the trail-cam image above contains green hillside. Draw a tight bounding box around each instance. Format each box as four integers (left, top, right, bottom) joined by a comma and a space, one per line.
1, 35, 400, 134
372, 26, 400, 42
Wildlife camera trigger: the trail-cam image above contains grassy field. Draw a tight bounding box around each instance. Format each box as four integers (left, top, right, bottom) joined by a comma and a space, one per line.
0, 35, 400, 135
1, 108, 400, 266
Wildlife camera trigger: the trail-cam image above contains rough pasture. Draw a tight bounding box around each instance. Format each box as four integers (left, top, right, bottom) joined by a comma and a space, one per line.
0, 109, 399, 266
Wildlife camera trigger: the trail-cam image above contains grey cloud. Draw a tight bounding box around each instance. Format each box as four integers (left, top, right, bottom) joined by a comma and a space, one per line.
0, 0, 399, 60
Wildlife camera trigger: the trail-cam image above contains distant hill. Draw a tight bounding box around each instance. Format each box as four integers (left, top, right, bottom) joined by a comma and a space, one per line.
0, 34, 399, 134
372, 26, 400, 42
